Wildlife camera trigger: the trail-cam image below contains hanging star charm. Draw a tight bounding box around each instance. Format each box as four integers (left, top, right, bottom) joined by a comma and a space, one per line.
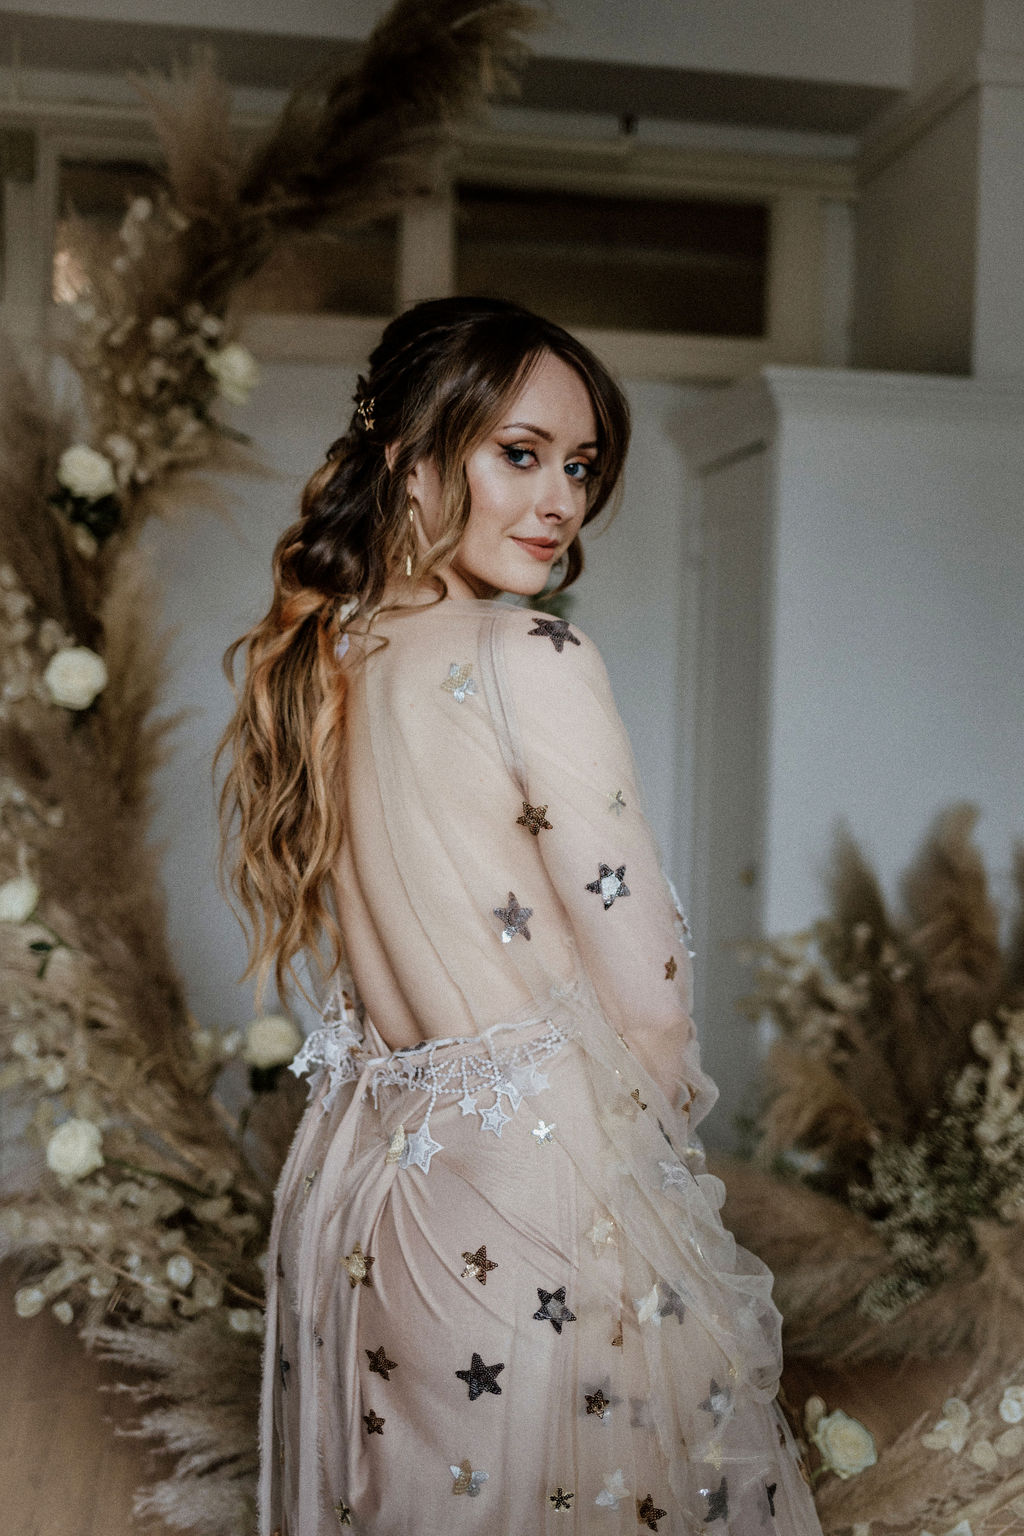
461, 1245, 498, 1284
342, 1242, 374, 1288
441, 661, 477, 703
455, 1351, 504, 1400
333, 1498, 353, 1526
528, 617, 580, 653
493, 891, 532, 943
608, 788, 626, 815
532, 1118, 556, 1144
533, 1285, 577, 1333
637, 1493, 668, 1530
586, 863, 630, 909
362, 1409, 385, 1435
664, 955, 678, 980
400, 1121, 444, 1172
516, 800, 553, 836
450, 1458, 489, 1496
278, 1342, 290, 1391
585, 1387, 612, 1419
549, 1487, 575, 1509
365, 1344, 397, 1380
595, 1469, 631, 1508
703, 1477, 728, 1522
699, 1379, 733, 1429
458, 1089, 477, 1116
479, 1099, 511, 1137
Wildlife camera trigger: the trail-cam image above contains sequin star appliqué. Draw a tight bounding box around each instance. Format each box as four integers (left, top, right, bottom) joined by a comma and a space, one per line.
342, 1242, 374, 1288
493, 891, 532, 943
460, 1245, 498, 1284
455, 1352, 504, 1400
441, 661, 477, 702
527, 617, 581, 653
533, 1285, 577, 1333
516, 800, 553, 836
637, 1492, 668, 1529
586, 863, 630, 909
365, 1345, 397, 1380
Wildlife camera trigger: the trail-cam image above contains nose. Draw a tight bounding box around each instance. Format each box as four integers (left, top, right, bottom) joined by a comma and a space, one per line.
534, 464, 573, 523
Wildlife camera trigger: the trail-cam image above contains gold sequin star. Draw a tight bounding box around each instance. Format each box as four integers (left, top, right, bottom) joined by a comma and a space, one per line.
365, 1344, 397, 1380
631, 1088, 647, 1110
385, 1124, 406, 1164
664, 955, 678, 980
549, 1487, 575, 1509
441, 661, 477, 702
460, 1244, 498, 1284
516, 800, 553, 836
342, 1241, 374, 1288
585, 1388, 611, 1418
611, 1317, 624, 1347
303, 1168, 317, 1194
362, 1408, 385, 1435
333, 1499, 353, 1526
637, 1492, 668, 1530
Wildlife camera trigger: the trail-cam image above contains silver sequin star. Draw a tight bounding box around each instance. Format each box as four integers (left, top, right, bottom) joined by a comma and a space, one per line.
608, 789, 626, 815
479, 1100, 511, 1137
441, 662, 477, 703
586, 863, 630, 909
699, 1379, 733, 1428
400, 1122, 443, 1173
493, 891, 532, 943
532, 1119, 556, 1143
450, 1458, 489, 1496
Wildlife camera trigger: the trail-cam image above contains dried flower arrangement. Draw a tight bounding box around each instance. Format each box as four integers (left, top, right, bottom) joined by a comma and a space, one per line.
0, 5, 535, 1531
721, 804, 1024, 1534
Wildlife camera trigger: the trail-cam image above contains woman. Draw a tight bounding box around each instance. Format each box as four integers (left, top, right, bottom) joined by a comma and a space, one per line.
218, 296, 823, 1535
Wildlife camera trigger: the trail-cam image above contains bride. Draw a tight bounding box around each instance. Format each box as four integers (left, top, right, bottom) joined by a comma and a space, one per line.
217, 295, 823, 1534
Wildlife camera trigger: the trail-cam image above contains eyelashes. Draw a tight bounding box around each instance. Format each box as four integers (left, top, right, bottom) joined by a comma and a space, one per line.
501, 445, 595, 481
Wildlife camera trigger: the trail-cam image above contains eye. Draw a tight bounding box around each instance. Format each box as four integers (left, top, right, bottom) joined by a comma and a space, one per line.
565, 459, 595, 482
502, 445, 535, 468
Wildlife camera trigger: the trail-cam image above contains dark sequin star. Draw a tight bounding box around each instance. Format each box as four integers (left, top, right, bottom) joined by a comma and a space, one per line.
533, 1285, 577, 1334
585, 1387, 611, 1418
765, 1482, 777, 1517
461, 1245, 498, 1284
455, 1351, 504, 1400
657, 1283, 687, 1324
549, 1487, 575, 1509
703, 1477, 728, 1523
637, 1493, 668, 1530
493, 891, 532, 943
342, 1242, 374, 1288
700, 1378, 733, 1428
365, 1345, 397, 1380
586, 863, 630, 908
528, 617, 580, 653
278, 1342, 290, 1391
362, 1409, 385, 1435
333, 1499, 353, 1526
665, 955, 678, 980
516, 800, 552, 836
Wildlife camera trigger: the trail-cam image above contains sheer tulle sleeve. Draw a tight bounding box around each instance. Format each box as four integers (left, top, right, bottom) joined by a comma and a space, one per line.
495, 612, 716, 1124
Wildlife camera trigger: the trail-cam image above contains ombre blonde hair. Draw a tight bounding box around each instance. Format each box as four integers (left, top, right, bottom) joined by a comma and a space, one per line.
215, 296, 631, 1008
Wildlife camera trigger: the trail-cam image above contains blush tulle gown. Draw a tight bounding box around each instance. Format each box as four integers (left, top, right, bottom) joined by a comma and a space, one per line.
258, 598, 823, 1536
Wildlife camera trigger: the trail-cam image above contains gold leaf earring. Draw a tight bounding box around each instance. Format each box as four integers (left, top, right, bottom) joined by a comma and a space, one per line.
406, 497, 416, 578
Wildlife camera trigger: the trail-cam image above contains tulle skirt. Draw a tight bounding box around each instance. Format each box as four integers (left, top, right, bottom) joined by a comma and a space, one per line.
258, 987, 822, 1535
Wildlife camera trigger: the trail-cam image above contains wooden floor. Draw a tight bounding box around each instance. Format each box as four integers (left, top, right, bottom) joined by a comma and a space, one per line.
1, 1281, 173, 1536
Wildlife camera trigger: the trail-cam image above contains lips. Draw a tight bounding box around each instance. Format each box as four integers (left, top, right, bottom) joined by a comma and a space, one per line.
513, 537, 559, 562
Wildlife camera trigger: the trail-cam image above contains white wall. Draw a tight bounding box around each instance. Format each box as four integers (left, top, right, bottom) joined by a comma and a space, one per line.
141, 362, 710, 1033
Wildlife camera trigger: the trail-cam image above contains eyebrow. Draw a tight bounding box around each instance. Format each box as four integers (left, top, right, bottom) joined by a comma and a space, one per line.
500, 421, 599, 451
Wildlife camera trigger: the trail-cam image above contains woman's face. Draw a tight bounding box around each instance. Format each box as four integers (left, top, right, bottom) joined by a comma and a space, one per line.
408, 350, 600, 599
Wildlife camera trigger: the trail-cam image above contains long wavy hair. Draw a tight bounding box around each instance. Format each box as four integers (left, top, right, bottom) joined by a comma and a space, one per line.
215, 295, 631, 1008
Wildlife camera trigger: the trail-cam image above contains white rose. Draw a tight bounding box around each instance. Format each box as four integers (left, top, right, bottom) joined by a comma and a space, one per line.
812, 1408, 878, 1479
204, 342, 260, 405
0, 875, 39, 922
243, 1013, 303, 1070
166, 1254, 194, 1289
1000, 1386, 1024, 1424
14, 1285, 46, 1317
56, 444, 117, 501
43, 646, 108, 709
46, 1118, 104, 1181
